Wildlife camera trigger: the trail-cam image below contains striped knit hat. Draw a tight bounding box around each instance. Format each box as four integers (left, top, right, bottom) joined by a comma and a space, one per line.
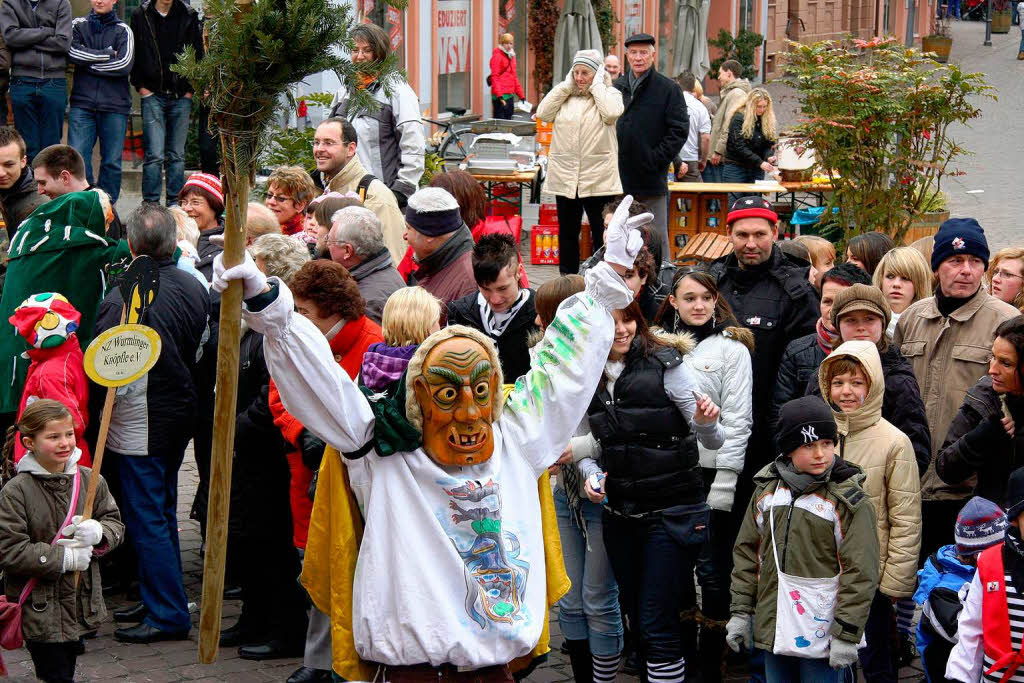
955, 496, 1008, 556
182, 173, 224, 207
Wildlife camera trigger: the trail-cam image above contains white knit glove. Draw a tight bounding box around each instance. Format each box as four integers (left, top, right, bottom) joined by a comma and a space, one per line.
61, 515, 103, 546
212, 252, 269, 300
828, 638, 859, 669
706, 470, 738, 512
57, 539, 93, 572
725, 613, 753, 653
603, 195, 650, 268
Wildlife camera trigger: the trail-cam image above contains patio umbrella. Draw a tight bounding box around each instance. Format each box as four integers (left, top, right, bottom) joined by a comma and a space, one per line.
552, 0, 603, 88
669, 0, 711, 80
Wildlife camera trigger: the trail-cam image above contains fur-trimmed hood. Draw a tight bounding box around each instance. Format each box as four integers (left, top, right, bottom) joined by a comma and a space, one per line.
651, 328, 697, 356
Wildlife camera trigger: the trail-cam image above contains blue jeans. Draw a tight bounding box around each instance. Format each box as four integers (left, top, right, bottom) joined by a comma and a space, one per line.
764, 652, 853, 682
721, 162, 764, 207
68, 107, 128, 203
10, 77, 66, 162
554, 488, 623, 656
1019, 27, 1024, 51
117, 448, 192, 633
141, 93, 192, 204
702, 161, 723, 183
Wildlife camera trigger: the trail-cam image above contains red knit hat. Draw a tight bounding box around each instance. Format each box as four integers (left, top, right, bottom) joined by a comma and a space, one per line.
726, 196, 778, 226
182, 172, 224, 206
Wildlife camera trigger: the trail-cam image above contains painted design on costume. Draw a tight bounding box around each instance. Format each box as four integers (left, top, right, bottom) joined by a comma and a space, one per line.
507, 296, 593, 417
438, 477, 530, 630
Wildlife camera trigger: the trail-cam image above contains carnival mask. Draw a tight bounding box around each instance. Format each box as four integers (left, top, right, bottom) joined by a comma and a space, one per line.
9, 292, 81, 350
412, 336, 499, 467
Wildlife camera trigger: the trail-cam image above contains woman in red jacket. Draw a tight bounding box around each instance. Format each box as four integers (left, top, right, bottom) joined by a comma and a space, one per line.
489, 33, 525, 119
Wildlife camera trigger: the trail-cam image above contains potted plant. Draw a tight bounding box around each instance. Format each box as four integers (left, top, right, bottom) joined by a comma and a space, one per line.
784, 38, 992, 244
992, 0, 1013, 33
922, 15, 953, 63
905, 186, 950, 244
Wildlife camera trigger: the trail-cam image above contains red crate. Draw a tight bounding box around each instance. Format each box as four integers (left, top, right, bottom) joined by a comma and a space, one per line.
487, 199, 519, 218
539, 203, 558, 225
530, 224, 560, 265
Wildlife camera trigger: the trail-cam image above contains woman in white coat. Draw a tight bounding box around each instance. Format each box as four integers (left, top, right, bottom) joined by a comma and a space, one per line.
536, 48, 624, 276
654, 267, 753, 683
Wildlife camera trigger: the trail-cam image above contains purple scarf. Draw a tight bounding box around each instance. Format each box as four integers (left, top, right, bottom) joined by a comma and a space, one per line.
361, 342, 418, 392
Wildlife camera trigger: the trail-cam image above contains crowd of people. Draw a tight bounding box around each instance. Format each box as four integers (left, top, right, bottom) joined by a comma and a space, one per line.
0, 14, 1022, 683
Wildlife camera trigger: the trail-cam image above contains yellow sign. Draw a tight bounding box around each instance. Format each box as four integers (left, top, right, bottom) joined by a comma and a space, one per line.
83, 324, 162, 387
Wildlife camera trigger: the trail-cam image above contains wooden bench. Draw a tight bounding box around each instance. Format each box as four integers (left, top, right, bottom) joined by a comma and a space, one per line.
674, 232, 734, 265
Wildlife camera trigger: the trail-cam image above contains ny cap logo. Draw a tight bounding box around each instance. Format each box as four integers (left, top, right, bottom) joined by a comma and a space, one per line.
801, 425, 818, 443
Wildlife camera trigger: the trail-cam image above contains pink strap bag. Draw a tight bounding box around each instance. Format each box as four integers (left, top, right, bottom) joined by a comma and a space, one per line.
0, 468, 82, 675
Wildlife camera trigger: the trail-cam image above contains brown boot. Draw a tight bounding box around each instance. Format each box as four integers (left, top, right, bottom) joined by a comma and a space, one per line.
1018, 50, 1024, 60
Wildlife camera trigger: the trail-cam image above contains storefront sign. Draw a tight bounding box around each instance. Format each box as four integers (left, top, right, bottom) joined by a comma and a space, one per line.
624, 0, 643, 39
437, 0, 470, 75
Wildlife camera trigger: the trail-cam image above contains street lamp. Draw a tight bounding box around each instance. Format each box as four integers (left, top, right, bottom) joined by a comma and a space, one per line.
984, 0, 993, 45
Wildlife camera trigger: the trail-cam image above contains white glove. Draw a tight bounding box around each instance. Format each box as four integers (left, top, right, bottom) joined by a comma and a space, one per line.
725, 613, 753, 653
594, 65, 608, 87
706, 470, 738, 512
61, 515, 103, 546
212, 251, 268, 299
57, 539, 93, 572
603, 195, 651, 268
828, 638, 859, 670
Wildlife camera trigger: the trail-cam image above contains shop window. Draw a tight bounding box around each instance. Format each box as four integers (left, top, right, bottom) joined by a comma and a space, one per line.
739, 0, 755, 31
357, 0, 406, 68
437, 0, 472, 113
498, 0, 529, 95
623, 0, 644, 40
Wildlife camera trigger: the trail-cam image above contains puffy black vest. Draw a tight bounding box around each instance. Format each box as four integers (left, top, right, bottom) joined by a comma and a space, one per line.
587, 341, 703, 514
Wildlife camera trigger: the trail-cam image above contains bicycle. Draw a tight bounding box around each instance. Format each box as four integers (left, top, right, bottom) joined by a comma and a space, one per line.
422, 108, 480, 165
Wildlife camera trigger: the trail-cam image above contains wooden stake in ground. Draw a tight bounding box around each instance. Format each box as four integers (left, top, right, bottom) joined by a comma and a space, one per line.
78, 256, 161, 586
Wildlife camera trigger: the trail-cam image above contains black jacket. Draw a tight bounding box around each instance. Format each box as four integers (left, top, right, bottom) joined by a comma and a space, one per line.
725, 112, 774, 170
1, 166, 45, 238
710, 246, 819, 474
770, 331, 827, 435
94, 258, 210, 454
936, 376, 1024, 506
446, 290, 539, 383
129, 0, 203, 97
613, 69, 688, 196
68, 10, 135, 115
806, 345, 932, 475
195, 225, 224, 282
587, 339, 701, 514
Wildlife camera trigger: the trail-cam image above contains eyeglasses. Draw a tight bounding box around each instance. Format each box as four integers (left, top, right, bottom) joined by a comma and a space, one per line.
312, 139, 343, 149
265, 193, 294, 204
993, 268, 1024, 281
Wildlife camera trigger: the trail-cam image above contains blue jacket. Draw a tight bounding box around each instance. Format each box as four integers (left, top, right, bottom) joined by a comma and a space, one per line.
913, 544, 976, 680
68, 10, 134, 114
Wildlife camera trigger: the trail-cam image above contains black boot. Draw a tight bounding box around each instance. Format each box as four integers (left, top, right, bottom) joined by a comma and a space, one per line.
697, 616, 729, 683
564, 638, 593, 682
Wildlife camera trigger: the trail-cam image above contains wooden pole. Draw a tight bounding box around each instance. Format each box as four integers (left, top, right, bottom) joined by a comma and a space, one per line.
198, 135, 249, 664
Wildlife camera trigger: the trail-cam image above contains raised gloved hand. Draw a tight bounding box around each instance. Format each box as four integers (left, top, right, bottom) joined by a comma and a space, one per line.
594, 65, 608, 87
725, 613, 753, 653
57, 539, 93, 573
706, 469, 738, 512
299, 429, 327, 471
603, 195, 651, 269
829, 638, 859, 669
61, 515, 103, 547
212, 252, 269, 300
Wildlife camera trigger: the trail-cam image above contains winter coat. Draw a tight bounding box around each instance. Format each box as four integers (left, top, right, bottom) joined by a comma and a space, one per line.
1, 165, 46, 238
0, 450, 123, 643
329, 78, 425, 202
68, 10, 134, 115
406, 225, 477, 312
0, 33, 11, 93
769, 331, 827, 436
0, 191, 131, 414
446, 289, 539, 383
819, 340, 922, 598
14, 336, 91, 466
0, 0, 71, 79
613, 68, 688, 197
936, 376, 1024, 507
128, 0, 202, 97
894, 290, 1019, 501
195, 225, 224, 282
95, 259, 209, 456
323, 155, 406, 265
536, 71, 623, 199
913, 544, 975, 671
349, 248, 405, 325
803, 344, 933, 477
709, 78, 751, 158
489, 48, 524, 99
709, 246, 819, 472
269, 315, 383, 549
725, 111, 774, 170
730, 457, 878, 651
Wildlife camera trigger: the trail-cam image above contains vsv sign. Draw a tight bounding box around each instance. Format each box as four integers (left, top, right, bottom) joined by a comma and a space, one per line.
437, 0, 469, 74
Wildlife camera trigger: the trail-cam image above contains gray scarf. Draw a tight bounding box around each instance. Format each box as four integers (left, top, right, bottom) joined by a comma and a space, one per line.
774, 454, 835, 496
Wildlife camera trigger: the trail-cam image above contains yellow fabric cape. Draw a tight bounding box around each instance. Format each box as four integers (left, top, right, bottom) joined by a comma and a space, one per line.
300, 436, 570, 679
